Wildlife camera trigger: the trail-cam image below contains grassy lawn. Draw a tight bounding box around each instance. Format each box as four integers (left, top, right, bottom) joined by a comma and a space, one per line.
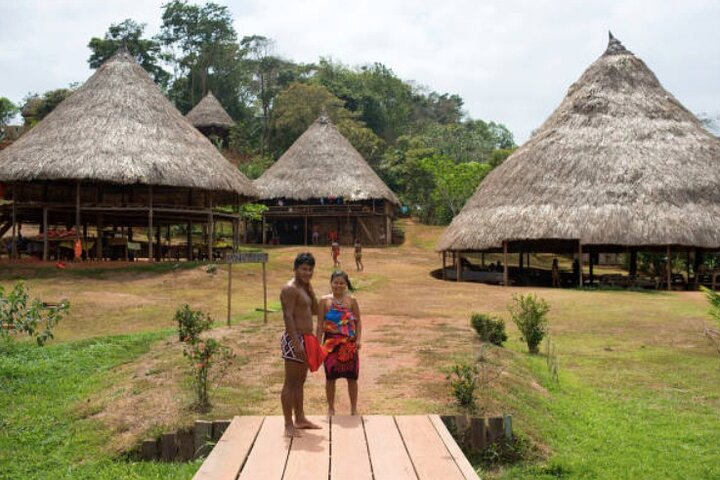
1, 220, 719, 479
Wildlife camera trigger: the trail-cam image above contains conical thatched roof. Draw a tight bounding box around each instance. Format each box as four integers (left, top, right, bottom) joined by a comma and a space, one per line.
0, 49, 256, 196
438, 33, 720, 252
186, 91, 234, 129
255, 116, 400, 204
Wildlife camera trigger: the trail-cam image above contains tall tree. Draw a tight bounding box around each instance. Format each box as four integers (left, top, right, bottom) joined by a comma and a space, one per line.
158, 0, 243, 116
0, 97, 18, 127
270, 83, 383, 163
87, 19, 170, 88
239, 35, 312, 156
21, 88, 76, 127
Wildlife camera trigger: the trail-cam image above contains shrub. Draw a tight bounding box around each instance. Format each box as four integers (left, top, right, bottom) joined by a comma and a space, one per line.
183, 338, 233, 411
508, 293, 550, 354
0, 281, 69, 346
175, 304, 212, 343
471, 313, 508, 346
447, 363, 478, 412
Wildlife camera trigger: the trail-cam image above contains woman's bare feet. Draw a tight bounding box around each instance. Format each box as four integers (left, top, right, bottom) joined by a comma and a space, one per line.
294, 417, 322, 429
351, 409, 359, 416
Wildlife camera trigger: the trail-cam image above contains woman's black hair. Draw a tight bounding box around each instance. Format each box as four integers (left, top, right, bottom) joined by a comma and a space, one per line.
294, 252, 316, 269
330, 270, 354, 292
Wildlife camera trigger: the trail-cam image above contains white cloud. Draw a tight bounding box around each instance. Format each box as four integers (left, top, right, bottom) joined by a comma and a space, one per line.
1, 0, 718, 142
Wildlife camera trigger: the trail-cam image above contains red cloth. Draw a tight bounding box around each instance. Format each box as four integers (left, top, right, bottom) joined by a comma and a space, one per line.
303, 334, 327, 372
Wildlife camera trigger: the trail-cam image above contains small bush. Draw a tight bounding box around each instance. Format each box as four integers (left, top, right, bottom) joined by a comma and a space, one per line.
508, 293, 550, 354
183, 338, 233, 411
0, 281, 70, 346
471, 313, 508, 346
447, 363, 478, 412
175, 304, 212, 343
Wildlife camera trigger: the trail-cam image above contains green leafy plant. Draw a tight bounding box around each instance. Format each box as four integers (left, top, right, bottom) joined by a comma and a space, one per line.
175, 304, 212, 343
205, 263, 218, 275
0, 281, 70, 346
701, 287, 720, 364
508, 293, 550, 354
175, 305, 233, 411
471, 313, 508, 346
447, 363, 478, 412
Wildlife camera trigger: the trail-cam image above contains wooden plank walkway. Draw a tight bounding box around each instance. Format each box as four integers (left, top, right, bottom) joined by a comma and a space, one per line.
193, 415, 480, 480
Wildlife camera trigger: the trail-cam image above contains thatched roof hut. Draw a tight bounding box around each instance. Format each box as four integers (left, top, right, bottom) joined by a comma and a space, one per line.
255, 116, 399, 204
253, 116, 399, 245
438, 33, 720, 254
0, 47, 255, 261
186, 91, 234, 130
0, 49, 255, 198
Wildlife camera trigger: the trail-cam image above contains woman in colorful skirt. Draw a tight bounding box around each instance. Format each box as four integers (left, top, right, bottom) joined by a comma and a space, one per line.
316, 270, 362, 416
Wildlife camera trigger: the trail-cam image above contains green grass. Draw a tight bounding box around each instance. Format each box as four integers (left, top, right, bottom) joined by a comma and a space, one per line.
0, 261, 204, 280
0, 332, 196, 479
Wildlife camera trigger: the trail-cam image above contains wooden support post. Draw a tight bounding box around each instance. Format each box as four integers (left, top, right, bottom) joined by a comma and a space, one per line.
96, 214, 104, 260
208, 209, 214, 262
589, 251, 594, 286
385, 214, 392, 246
10, 184, 16, 259
42, 207, 49, 261
481, 252, 485, 267
155, 223, 161, 262
578, 241, 583, 288
442, 251, 447, 280
186, 222, 192, 260
629, 249, 638, 276
304, 214, 308, 246
667, 245, 672, 291
261, 215, 266, 245
456, 251, 462, 282
262, 261, 268, 324
503, 241, 509, 287
148, 186, 154, 261
243, 218, 248, 244
75, 181, 81, 244
227, 263, 232, 326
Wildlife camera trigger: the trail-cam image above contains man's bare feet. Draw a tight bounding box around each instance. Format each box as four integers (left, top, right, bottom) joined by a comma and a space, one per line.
295, 418, 322, 429
285, 425, 303, 437
351, 409, 359, 416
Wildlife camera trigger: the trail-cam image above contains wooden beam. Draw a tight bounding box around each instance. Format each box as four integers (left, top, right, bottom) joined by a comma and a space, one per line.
11, 184, 16, 259
456, 251, 462, 282
208, 193, 214, 262
667, 245, 672, 291
186, 222, 192, 260
96, 214, 104, 260
578, 241, 583, 288
75, 181, 81, 243
148, 185, 154, 261
357, 217, 373, 243
42, 207, 48, 261
503, 241, 509, 287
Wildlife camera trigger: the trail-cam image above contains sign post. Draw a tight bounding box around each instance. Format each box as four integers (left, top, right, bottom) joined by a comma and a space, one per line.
225, 252, 269, 326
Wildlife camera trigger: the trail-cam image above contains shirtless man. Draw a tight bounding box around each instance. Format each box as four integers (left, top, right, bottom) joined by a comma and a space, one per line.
280, 252, 322, 437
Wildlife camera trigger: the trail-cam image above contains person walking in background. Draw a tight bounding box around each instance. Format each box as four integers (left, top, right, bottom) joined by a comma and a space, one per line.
331, 239, 341, 269
354, 240, 363, 271
552, 258, 561, 288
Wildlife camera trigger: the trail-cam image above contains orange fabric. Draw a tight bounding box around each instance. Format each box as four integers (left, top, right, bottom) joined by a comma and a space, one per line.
303, 334, 327, 372
73, 240, 82, 260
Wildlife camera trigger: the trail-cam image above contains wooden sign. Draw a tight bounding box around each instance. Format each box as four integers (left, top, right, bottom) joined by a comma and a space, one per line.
225, 252, 268, 264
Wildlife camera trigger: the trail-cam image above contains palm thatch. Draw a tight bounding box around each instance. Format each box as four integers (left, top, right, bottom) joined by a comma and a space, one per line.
438, 33, 720, 252
186, 91, 234, 129
0, 49, 256, 197
255, 116, 399, 204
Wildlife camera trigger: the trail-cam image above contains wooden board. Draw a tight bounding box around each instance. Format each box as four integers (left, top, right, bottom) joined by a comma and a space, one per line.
395, 415, 465, 480
193, 415, 264, 480
331, 415, 373, 480
363, 415, 417, 480
282, 416, 330, 480
429, 415, 481, 480
238, 416, 291, 480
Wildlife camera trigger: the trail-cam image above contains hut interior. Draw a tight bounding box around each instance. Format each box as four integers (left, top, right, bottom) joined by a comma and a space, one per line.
0, 181, 246, 262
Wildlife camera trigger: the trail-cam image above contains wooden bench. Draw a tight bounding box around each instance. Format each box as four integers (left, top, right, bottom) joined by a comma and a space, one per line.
193, 415, 480, 480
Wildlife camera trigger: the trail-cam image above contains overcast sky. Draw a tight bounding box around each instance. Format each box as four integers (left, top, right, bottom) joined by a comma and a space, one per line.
1, 0, 718, 142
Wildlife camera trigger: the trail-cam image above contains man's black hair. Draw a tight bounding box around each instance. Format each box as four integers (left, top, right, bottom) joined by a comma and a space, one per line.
294, 252, 316, 269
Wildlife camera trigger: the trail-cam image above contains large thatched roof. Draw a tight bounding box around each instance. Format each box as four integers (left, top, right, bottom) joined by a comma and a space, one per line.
0, 49, 256, 196
186, 91, 234, 129
438, 33, 720, 252
254, 116, 399, 204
